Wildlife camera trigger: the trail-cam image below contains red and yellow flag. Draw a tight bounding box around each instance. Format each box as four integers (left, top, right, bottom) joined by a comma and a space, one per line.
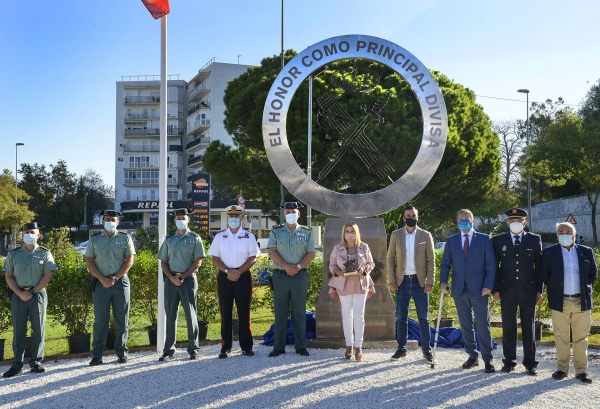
141, 0, 170, 19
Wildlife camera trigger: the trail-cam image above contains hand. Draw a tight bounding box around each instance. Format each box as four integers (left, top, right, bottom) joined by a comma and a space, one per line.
18, 290, 33, 302
481, 287, 492, 296
493, 292, 500, 301
424, 284, 433, 293
389, 283, 398, 291
440, 283, 449, 293
536, 292, 542, 303
284, 264, 300, 276
101, 277, 115, 288
228, 269, 241, 281
171, 275, 184, 286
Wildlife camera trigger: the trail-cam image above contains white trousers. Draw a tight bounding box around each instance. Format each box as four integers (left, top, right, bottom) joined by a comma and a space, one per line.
339, 293, 367, 347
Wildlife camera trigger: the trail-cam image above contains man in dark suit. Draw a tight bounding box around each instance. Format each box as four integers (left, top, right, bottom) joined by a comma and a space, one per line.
542, 222, 598, 384
440, 209, 497, 373
492, 208, 542, 376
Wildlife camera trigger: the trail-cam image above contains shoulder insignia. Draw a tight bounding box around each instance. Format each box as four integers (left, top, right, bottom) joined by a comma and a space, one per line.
91, 231, 102, 237
37, 245, 50, 252
272, 224, 284, 229
298, 225, 311, 231
9, 247, 20, 253
217, 229, 227, 234
188, 230, 198, 237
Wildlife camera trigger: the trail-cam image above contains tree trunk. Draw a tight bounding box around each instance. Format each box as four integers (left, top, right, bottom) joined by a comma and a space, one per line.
591, 191, 599, 246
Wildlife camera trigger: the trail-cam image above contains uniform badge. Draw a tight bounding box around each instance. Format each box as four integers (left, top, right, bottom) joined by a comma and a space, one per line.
223, 235, 228, 239
502, 245, 506, 251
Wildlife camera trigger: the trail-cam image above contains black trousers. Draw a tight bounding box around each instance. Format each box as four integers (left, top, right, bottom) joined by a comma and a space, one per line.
501, 298, 538, 368
217, 271, 253, 352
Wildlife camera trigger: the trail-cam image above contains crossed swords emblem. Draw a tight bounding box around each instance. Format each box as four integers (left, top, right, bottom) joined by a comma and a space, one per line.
315, 68, 395, 183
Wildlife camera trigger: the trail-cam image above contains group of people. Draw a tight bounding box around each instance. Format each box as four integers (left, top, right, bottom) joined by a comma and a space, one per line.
1, 203, 597, 386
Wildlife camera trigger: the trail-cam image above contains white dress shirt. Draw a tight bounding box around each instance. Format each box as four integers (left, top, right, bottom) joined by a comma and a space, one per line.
511, 231, 524, 246
561, 246, 580, 295
208, 228, 260, 269
404, 229, 416, 275
461, 229, 474, 248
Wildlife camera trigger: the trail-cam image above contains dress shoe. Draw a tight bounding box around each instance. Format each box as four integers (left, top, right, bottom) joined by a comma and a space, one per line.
89, 358, 103, 366
462, 358, 479, 369
501, 364, 515, 373
423, 351, 433, 364
391, 349, 407, 361
117, 356, 128, 364
241, 350, 255, 357
268, 349, 285, 357
218, 352, 228, 359
30, 364, 46, 373
484, 361, 495, 373
158, 353, 174, 362
2, 368, 22, 378
190, 353, 198, 360
526, 368, 538, 376
344, 346, 353, 360
355, 347, 363, 362
552, 370, 567, 380
575, 373, 592, 384
296, 348, 310, 357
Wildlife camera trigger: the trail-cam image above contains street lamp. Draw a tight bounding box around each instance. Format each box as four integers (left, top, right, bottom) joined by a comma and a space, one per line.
517, 89, 532, 231
15, 143, 24, 185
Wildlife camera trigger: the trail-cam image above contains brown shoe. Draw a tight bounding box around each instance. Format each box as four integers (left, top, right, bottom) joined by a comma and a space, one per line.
344, 346, 353, 360
355, 347, 363, 362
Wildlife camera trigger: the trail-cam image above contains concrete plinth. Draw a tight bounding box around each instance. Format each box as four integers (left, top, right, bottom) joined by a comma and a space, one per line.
315, 218, 397, 345
307, 338, 418, 350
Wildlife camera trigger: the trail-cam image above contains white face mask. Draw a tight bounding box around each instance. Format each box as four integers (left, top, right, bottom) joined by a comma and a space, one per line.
285, 213, 298, 224
509, 221, 524, 234
558, 234, 574, 247
104, 221, 117, 232
175, 220, 188, 230
23, 233, 37, 245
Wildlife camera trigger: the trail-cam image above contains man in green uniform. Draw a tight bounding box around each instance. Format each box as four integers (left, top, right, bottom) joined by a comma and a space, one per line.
267, 202, 315, 357
2, 222, 57, 378
157, 208, 205, 361
86, 210, 135, 366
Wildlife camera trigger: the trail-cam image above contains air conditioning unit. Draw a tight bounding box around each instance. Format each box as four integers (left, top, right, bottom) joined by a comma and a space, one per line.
118, 158, 124, 162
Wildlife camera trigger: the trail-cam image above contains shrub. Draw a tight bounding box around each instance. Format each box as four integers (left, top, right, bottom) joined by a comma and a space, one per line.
197, 244, 219, 322
0, 258, 12, 336
129, 249, 159, 327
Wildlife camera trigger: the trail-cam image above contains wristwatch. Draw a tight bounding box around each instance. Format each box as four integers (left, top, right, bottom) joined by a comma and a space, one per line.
296, 264, 301, 269
29, 289, 35, 295
224, 268, 229, 274
111, 275, 117, 282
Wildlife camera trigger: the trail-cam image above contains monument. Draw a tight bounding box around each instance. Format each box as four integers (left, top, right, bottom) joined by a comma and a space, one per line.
262, 34, 448, 348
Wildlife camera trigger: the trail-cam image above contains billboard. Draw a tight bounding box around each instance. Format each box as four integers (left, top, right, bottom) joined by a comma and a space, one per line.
191, 173, 211, 232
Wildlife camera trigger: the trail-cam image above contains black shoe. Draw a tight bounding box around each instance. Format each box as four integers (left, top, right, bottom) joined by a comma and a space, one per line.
158, 353, 174, 362
296, 348, 310, 357
484, 361, 495, 373
30, 365, 46, 373
501, 364, 515, 373
226, 348, 231, 354
241, 350, 255, 357
190, 353, 198, 360
2, 368, 22, 378
391, 349, 407, 361
423, 351, 433, 363
268, 349, 285, 357
89, 358, 103, 367
527, 368, 538, 376
462, 358, 479, 369
575, 373, 593, 384
552, 370, 567, 380
218, 352, 228, 359
117, 356, 128, 364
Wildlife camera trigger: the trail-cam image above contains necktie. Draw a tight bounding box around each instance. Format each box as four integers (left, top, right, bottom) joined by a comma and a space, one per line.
463, 234, 469, 258
514, 235, 521, 252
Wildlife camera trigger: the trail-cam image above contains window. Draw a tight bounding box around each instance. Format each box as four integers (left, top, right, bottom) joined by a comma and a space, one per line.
126, 190, 131, 200
168, 190, 179, 200
151, 189, 156, 200
124, 170, 158, 184
129, 156, 150, 168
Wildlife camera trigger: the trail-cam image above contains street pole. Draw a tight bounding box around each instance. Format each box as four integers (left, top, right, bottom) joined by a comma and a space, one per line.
307, 75, 312, 227
279, 0, 285, 223
518, 89, 532, 231
15, 143, 24, 186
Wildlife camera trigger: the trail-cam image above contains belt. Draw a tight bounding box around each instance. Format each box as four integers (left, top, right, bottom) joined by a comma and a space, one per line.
563, 293, 581, 298
173, 272, 183, 276
404, 274, 417, 279
21, 286, 33, 292
274, 268, 306, 274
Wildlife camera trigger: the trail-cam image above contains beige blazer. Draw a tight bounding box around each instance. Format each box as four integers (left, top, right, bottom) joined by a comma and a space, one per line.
386, 226, 435, 287
328, 242, 376, 299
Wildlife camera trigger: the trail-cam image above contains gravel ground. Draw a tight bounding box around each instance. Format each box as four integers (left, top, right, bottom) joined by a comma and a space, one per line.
0, 344, 598, 409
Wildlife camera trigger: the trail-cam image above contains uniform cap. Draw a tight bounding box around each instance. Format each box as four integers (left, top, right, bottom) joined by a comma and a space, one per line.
280, 201, 304, 209
100, 210, 122, 217
506, 208, 527, 219
174, 207, 193, 216
23, 222, 43, 231
225, 205, 244, 215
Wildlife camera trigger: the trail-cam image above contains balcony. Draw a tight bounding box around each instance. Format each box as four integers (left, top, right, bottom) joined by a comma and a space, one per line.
125, 96, 160, 104
186, 137, 211, 151
125, 127, 184, 136
188, 155, 204, 166
187, 119, 211, 136
168, 145, 183, 152
187, 102, 210, 117
187, 83, 210, 102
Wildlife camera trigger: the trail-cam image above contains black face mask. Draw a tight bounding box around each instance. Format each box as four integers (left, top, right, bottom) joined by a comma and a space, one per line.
405, 218, 417, 227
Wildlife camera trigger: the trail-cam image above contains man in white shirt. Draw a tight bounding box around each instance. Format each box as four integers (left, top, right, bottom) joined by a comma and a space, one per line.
208, 205, 260, 358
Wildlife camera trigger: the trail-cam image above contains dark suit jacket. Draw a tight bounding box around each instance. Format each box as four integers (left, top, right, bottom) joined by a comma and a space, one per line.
542, 243, 598, 312
492, 232, 543, 301
440, 231, 496, 298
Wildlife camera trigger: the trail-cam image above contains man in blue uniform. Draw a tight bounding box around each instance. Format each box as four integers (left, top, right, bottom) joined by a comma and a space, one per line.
492, 208, 542, 375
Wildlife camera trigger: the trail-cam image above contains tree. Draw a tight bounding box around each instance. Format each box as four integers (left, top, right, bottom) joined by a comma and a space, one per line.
205, 51, 501, 227
0, 169, 35, 250
77, 169, 115, 226
526, 109, 600, 244
493, 121, 525, 191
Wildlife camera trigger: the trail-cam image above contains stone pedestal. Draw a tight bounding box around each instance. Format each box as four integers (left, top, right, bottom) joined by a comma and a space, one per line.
308, 218, 413, 349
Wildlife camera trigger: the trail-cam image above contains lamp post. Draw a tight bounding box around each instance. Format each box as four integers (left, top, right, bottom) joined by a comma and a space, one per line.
279, 0, 285, 223
517, 89, 532, 231
15, 143, 24, 185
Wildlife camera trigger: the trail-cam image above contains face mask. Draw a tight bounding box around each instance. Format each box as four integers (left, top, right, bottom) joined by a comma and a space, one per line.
558, 234, 574, 247
509, 221, 524, 234
175, 220, 188, 230
285, 213, 298, 224
228, 217, 241, 229
458, 220, 473, 233
345, 233, 356, 243
23, 233, 37, 245
405, 218, 417, 228
104, 221, 117, 232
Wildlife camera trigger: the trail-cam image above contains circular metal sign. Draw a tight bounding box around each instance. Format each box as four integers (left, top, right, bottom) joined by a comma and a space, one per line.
262, 34, 448, 217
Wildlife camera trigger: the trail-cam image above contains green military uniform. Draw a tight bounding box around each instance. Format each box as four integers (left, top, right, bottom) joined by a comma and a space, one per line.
157, 229, 205, 356
2, 245, 57, 370
267, 224, 315, 351
86, 230, 135, 359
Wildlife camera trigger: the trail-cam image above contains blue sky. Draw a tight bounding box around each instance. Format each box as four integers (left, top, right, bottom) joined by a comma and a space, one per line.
1, 0, 598, 187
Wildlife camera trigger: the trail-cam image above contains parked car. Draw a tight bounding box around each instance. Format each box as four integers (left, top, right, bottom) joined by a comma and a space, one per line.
75, 241, 88, 256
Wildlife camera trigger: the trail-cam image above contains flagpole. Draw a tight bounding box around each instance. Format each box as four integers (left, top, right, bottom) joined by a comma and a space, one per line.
157, 13, 168, 352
